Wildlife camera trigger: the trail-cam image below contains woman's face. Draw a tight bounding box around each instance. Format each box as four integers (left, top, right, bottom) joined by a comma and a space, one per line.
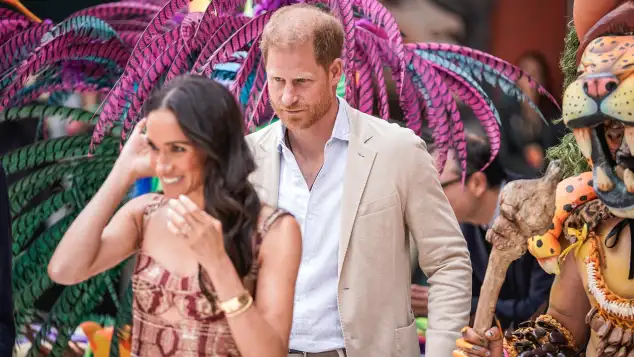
145, 108, 206, 199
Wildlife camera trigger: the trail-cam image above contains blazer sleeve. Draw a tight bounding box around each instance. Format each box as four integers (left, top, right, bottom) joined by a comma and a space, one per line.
0, 166, 15, 356
404, 137, 472, 356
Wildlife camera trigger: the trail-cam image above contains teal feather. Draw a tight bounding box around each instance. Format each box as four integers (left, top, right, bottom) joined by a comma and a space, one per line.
427, 50, 546, 123
42, 16, 120, 43
415, 51, 502, 124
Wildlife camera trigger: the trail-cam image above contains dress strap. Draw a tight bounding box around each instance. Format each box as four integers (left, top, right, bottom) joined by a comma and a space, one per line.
242, 208, 291, 296
138, 194, 164, 250
257, 208, 290, 238
143, 194, 164, 222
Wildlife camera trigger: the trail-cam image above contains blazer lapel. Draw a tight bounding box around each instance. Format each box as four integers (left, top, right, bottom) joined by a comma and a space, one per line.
338, 106, 377, 275
253, 127, 281, 206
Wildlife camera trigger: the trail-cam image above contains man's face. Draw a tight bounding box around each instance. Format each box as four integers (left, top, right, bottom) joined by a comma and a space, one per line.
265, 41, 342, 131
435, 150, 478, 223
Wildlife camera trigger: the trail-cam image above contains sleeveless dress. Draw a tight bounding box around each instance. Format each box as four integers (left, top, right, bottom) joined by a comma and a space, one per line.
131, 196, 289, 357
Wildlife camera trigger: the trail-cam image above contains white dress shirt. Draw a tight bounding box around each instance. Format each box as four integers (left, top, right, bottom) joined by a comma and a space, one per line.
277, 98, 349, 352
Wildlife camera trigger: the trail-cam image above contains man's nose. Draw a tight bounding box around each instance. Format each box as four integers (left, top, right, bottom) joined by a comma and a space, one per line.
281, 87, 297, 106
582, 75, 619, 100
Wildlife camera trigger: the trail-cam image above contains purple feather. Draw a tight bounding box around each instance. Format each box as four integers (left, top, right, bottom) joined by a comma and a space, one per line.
200, 13, 272, 78
229, 35, 262, 97
0, 34, 128, 111
95, 26, 181, 144
190, 17, 248, 73
0, 22, 53, 75
244, 56, 268, 127
0, 8, 29, 21
0, 19, 34, 44
136, 0, 189, 52
354, 30, 391, 118
354, 45, 374, 115
68, 2, 162, 21
121, 40, 184, 141
434, 68, 500, 171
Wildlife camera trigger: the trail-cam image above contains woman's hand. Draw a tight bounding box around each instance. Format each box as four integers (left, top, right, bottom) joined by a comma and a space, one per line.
452, 326, 504, 357
115, 118, 155, 182
166, 195, 227, 264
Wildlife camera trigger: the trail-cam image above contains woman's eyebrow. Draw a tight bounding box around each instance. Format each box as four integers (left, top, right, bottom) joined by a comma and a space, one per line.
148, 139, 193, 146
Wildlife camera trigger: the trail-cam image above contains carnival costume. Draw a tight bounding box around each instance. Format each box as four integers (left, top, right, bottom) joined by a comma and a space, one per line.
0, 0, 555, 355
452, 1, 634, 357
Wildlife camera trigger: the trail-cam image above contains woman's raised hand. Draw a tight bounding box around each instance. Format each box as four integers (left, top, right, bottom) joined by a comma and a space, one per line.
115, 118, 155, 182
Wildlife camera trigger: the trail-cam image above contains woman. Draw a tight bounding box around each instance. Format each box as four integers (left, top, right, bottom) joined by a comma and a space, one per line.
48, 74, 302, 357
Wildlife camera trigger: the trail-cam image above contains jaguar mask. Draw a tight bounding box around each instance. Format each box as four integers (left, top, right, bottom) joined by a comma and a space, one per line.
563, 1, 634, 218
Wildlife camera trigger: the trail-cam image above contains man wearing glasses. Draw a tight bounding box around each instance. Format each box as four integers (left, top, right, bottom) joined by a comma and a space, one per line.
411, 129, 553, 330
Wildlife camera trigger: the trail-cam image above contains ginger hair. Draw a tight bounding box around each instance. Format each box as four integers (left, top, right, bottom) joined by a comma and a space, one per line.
260, 3, 344, 69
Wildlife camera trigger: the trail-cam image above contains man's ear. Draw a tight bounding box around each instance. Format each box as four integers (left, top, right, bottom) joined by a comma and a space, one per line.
329, 58, 343, 86
467, 171, 488, 198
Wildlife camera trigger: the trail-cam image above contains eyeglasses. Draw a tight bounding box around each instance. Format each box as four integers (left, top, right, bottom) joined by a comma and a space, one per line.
440, 172, 477, 187
440, 177, 462, 188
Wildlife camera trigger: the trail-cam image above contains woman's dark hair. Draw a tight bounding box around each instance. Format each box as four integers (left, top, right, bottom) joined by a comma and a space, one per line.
143, 74, 261, 279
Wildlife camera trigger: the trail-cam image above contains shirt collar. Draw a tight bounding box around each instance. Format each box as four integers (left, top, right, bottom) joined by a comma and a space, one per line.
277, 96, 350, 152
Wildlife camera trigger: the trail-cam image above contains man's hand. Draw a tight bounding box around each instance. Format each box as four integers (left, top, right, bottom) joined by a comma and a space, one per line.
411, 284, 429, 317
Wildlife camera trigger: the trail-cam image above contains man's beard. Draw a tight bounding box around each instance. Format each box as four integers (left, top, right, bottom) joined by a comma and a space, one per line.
271, 89, 333, 130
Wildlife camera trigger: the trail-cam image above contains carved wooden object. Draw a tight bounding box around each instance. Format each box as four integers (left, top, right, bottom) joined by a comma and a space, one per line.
473, 160, 564, 336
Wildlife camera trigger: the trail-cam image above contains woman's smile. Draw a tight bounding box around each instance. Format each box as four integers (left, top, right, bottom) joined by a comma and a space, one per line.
161, 176, 183, 185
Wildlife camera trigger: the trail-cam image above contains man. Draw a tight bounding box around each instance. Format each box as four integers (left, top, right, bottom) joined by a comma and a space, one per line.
412, 127, 553, 330
246, 4, 472, 357
0, 165, 15, 356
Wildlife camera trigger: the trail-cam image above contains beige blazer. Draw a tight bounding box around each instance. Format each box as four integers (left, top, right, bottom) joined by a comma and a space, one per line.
246, 101, 472, 357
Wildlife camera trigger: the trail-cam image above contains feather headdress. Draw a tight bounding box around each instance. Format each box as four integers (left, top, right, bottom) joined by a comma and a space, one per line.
84, 0, 558, 179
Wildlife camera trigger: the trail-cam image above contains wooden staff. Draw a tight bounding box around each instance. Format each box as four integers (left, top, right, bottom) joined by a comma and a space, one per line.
472, 160, 564, 337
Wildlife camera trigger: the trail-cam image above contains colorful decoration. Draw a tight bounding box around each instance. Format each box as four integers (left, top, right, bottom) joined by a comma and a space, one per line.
416, 317, 427, 352
80, 321, 132, 357
462, 1, 634, 356
527, 171, 595, 274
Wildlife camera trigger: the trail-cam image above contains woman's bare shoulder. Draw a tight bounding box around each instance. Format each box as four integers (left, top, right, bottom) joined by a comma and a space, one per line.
117, 193, 165, 228
258, 205, 301, 252
257, 205, 298, 233
123, 192, 164, 213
